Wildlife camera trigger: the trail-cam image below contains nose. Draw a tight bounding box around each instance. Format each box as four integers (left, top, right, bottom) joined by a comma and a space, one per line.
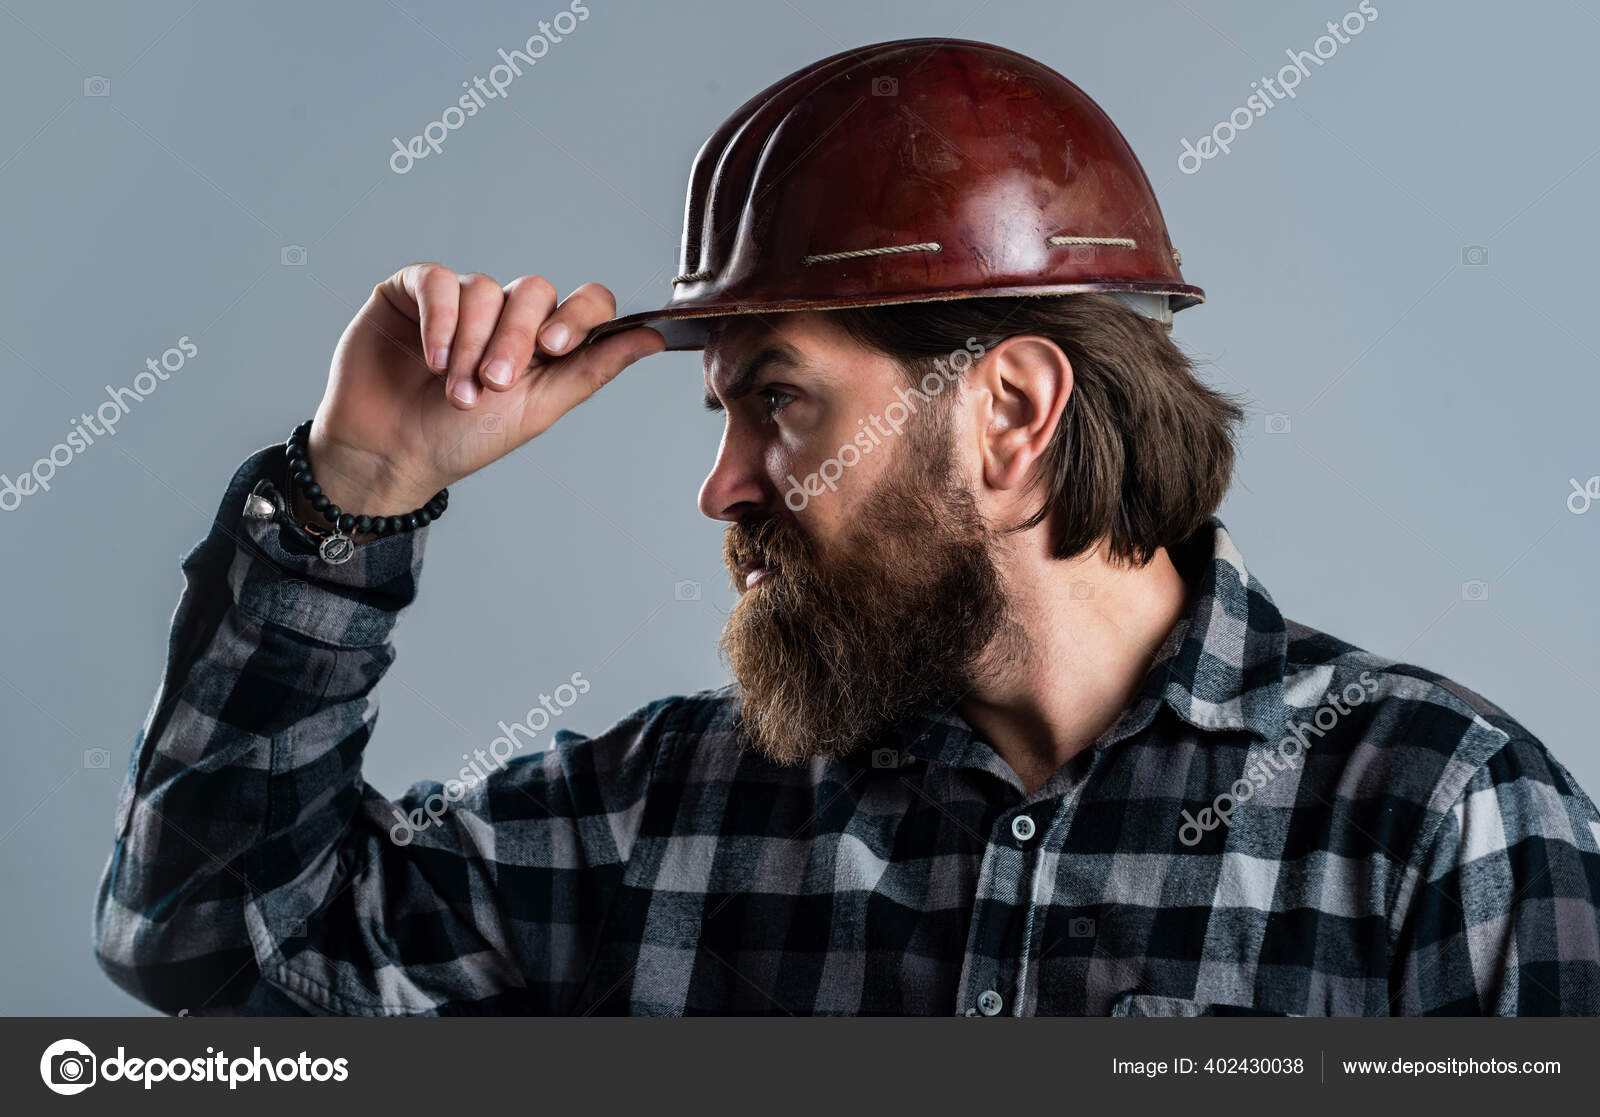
697, 426, 768, 522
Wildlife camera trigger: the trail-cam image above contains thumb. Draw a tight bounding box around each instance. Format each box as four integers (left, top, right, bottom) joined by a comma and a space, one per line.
532, 326, 668, 419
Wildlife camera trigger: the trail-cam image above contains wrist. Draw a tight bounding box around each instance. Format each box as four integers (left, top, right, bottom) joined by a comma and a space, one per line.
279, 420, 451, 551
304, 430, 444, 517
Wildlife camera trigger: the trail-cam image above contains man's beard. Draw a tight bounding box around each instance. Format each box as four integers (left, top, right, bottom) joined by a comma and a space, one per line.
719, 414, 1011, 765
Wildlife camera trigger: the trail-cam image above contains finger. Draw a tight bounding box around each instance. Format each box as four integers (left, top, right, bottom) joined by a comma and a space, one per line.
531, 326, 666, 422
443, 274, 505, 408
387, 263, 461, 375
535, 282, 619, 358
478, 274, 558, 391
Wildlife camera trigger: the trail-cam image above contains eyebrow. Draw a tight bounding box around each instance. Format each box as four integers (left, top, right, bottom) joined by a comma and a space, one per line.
703, 344, 802, 413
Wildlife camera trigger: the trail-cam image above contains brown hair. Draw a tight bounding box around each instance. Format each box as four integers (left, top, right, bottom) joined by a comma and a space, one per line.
828, 293, 1244, 566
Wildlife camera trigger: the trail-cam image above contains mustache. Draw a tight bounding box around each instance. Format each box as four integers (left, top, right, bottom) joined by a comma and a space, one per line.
723, 512, 817, 580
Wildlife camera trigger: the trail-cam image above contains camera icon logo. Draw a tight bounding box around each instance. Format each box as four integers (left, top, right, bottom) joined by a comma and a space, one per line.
1461, 245, 1489, 266
1264, 412, 1292, 435
674, 580, 701, 601
40, 1039, 97, 1095
280, 245, 307, 266
1069, 580, 1095, 600
871, 76, 898, 96
477, 412, 505, 433
870, 747, 903, 769
83, 748, 111, 769
83, 76, 110, 97
1068, 916, 1096, 938
1461, 580, 1489, 601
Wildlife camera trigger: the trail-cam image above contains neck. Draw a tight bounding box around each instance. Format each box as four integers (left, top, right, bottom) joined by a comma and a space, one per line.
959, 538, 1190, 795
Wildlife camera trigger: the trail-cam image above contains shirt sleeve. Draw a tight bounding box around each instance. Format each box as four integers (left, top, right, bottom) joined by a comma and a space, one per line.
93, 442, 672, 1016
1391, 733, 1600, 1015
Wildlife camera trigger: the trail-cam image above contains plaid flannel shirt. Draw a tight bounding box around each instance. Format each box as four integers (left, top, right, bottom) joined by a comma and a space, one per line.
94, 443, 1600, 1016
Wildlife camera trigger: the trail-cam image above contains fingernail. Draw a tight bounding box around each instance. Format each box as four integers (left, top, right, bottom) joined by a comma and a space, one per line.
452, 379, 478, 405
432, 346, 451, 370
542, 323, 570, 352
483, 359, 512, 386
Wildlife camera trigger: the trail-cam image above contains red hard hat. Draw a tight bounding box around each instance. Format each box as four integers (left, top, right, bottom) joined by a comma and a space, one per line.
583, 37, 1201, 352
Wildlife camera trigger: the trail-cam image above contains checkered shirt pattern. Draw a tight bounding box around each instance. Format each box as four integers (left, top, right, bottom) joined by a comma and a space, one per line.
93, 443, 1600, 1015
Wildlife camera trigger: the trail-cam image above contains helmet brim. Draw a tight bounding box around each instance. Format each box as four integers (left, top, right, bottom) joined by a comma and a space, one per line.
576, 281, 1205, 353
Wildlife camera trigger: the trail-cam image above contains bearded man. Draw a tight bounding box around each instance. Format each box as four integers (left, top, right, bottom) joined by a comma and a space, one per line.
95, 39, 1600, 1016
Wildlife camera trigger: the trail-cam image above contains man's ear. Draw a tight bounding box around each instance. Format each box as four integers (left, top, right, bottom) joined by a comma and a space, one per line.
971, 336, 1072, 494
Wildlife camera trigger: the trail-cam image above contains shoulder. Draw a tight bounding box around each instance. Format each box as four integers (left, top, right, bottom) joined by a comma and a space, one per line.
1283, 618, 1536, 748
1278, 617, 1600, 854
549, 684, 745, 771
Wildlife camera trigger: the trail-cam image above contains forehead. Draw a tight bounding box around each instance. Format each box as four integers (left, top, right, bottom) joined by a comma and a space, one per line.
701, 312, 880, 399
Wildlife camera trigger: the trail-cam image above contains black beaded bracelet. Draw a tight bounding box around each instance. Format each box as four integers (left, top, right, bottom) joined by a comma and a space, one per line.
283, 419, 448, 564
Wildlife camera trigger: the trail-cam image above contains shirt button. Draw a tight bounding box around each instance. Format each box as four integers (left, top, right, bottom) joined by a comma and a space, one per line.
977, 990, 1003, 1016
1011, 814, 1036, 842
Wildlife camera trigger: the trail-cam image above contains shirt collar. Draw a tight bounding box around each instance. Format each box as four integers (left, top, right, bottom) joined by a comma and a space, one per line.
1155, 516, 1287, 742
898, 517, 1287, 767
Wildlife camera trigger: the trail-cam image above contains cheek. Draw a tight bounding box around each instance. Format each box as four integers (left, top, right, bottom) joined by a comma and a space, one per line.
762, 441, 804, 483
767, 424, 897, 500
769, 458, 893, 554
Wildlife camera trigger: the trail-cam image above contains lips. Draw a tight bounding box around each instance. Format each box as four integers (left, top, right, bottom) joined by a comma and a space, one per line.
727, 517, 797, 593
741, 562, 776, 589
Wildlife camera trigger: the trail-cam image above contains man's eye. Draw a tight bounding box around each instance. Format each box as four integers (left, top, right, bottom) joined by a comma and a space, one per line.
757, 387, 796, 418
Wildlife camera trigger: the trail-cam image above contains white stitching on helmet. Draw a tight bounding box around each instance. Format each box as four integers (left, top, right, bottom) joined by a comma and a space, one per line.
801, 241, 942, 266
1045, 235, 1138, 248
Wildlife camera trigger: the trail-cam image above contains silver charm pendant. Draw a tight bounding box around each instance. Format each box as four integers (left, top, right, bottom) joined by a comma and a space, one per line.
243, 492, 278, 521
318, 533, 355, 564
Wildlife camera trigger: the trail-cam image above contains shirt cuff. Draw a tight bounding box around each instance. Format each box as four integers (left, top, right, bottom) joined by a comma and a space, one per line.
196, 442, 429, 647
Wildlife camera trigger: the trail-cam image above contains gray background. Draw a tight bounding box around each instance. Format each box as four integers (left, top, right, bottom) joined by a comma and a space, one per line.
1, 0, 1594, 1015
